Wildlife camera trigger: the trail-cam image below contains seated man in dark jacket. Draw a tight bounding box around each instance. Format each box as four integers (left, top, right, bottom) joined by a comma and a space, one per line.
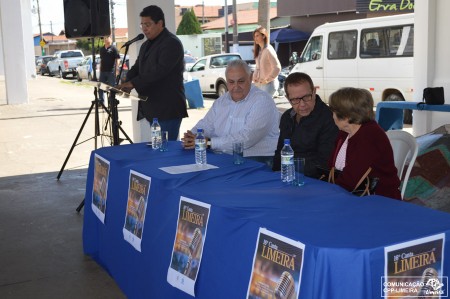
272, 72, 338, 178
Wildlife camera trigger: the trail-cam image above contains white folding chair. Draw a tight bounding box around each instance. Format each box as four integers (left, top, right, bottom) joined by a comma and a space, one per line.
386, 130, 419, 199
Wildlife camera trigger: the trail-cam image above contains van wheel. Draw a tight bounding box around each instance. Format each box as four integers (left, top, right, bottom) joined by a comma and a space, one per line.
217, 83, 227, 97
385, 94, 412, 125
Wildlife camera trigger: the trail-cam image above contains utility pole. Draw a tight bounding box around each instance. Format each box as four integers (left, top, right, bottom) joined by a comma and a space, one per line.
224, 0, 229, 53
50, 21, 54, 42
36, 0, 44, 55
258, 0, 270, 40
232, 0, 238, 53
110, 0, 116, 43
202, 0, 205, 24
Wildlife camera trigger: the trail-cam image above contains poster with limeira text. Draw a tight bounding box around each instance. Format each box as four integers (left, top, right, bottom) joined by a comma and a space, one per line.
247, 228, 305, 299
167, 196, 211, 296
384, 233, 447, 298
122, 170, 151, 252
91, 154, 110, 223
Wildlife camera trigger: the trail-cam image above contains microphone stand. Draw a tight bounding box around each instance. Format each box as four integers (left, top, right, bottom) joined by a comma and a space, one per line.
108, 42, 134, 146
74, 41, 134, 213
117, 43, 130, 86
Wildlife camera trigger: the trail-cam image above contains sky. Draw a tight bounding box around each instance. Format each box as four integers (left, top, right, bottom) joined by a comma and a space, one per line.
30, 0, 261, 35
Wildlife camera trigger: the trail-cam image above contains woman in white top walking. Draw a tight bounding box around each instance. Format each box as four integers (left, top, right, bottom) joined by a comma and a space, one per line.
252, 26, 281, 97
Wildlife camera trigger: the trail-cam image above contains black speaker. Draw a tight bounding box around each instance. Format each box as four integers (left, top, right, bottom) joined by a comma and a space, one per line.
64, 0, 111, 38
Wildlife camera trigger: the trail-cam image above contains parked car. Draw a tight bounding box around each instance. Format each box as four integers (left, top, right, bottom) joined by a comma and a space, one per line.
184, 54, 196, 71
185, 53, 242, 96
47, 50, 85, 79
37, 55, 54, 76
35, 56, 42, 73
76, 55, 100, 81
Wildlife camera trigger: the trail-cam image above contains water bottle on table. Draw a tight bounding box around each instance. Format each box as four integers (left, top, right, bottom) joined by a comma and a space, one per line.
151, 118, 161, 150
195, 128, 207, 165
281, 139, 294, 183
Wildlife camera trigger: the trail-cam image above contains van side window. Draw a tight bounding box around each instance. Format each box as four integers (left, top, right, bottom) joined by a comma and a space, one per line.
300, 36, 322, 62
328, 30, 357, 60
387, 25, 414, 56
361, 29, 385, 57
360, 24, 413, 58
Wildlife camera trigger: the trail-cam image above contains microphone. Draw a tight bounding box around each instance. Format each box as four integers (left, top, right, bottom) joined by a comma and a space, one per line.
99, 177, 106, 199
417, 267, 439, 299
136, 195, 146, 220
183, 228, 203, 276
121, 33, 145, 48
274, 271, 295, 299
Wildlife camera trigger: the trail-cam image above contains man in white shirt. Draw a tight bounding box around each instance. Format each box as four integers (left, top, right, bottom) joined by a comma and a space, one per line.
181, 59, 279, 166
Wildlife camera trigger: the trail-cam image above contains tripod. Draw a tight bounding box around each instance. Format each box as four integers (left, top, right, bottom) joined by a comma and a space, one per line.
57, 86, 115, 182
70, 40, 136, 212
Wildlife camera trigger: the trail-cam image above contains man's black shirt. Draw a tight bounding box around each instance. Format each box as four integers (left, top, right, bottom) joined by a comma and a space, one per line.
100, 45, 119, 72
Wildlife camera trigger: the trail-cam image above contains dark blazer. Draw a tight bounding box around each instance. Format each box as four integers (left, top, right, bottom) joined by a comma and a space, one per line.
329, 121, 401, 200
273, 96, 338, 177
126, 28, 188, 122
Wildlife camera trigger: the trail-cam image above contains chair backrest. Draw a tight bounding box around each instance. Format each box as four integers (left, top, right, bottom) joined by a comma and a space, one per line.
365, 38, 380, 55
386, 130, 419, 199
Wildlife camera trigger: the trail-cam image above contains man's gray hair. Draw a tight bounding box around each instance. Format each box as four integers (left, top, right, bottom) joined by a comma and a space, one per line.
226, 59, 251, 76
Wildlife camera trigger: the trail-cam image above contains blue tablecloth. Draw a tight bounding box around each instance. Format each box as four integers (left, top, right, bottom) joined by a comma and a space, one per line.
83, 142, 450, 298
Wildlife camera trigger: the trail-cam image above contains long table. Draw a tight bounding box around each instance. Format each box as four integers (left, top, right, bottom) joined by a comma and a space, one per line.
83, 142, 450, 298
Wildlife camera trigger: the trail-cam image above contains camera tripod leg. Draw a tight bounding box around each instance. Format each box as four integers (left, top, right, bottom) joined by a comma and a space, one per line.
57, 100, 96, 180
76, 198, 85, 213
107, 92, 133, 145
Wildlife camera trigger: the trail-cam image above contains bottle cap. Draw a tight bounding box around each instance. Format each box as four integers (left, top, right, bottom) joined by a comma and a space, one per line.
153, 117, 158, 122
197, 128, 203, 133
284, 139, 290, 145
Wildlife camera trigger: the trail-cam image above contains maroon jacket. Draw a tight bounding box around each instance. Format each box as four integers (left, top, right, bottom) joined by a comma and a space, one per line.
328, 121, 401, 200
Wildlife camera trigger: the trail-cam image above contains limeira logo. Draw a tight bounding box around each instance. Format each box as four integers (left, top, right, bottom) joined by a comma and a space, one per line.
381, 275, 448, 298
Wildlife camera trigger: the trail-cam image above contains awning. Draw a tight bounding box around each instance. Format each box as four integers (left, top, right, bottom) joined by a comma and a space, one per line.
270, 28, 311, 51
270, 28, 310, 43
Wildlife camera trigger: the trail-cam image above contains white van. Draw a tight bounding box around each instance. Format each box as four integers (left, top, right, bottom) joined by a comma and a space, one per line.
291, 13, 414, 121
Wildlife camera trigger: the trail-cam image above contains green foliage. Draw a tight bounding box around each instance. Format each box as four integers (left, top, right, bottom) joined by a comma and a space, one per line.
76, 38, 105, 54
176, 9, 202, 35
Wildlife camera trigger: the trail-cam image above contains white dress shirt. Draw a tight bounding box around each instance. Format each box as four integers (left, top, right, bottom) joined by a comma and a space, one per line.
192, 85, 280, 157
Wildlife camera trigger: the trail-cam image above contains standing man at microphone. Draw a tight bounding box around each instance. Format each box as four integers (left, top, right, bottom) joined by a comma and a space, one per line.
99, 35, 120, 104
117, 5, 188, 141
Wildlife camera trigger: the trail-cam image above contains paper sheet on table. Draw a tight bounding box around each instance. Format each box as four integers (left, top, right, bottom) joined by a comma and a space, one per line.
159, 164, 218, 174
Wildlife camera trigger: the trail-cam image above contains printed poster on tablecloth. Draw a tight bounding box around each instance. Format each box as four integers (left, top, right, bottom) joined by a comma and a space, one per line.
122, 170, 151, 252
167, 196, 211, 296
247, 228, 305, 299
91, 154, 110, 224
383, 233, 447, 298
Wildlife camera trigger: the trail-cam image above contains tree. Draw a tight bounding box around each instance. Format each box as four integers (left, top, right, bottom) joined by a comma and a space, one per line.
177, 9, 202, 35
76, 38, 105, 53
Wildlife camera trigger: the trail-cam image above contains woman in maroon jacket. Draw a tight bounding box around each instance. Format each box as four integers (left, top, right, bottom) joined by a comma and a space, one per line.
328, 88, 401, 200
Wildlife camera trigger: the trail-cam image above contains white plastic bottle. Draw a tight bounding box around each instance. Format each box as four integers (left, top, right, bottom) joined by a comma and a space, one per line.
281, 139, 295, 183
195, 128, 207, 165
151, 118, 161, 150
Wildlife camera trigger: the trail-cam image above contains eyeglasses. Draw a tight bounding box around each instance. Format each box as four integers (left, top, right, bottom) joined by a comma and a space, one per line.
289, 94, 313, 105
139, 22, 154, 29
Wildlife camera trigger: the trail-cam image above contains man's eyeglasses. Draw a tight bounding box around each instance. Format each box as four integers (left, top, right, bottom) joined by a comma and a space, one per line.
140, 22, 153, 29
289, 94, 313, 105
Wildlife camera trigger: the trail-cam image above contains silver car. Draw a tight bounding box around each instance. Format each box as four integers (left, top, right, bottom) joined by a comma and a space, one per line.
76, 55, 100, 81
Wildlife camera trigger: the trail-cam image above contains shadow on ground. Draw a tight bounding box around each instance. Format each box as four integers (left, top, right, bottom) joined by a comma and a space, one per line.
0, 169, 125, 299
